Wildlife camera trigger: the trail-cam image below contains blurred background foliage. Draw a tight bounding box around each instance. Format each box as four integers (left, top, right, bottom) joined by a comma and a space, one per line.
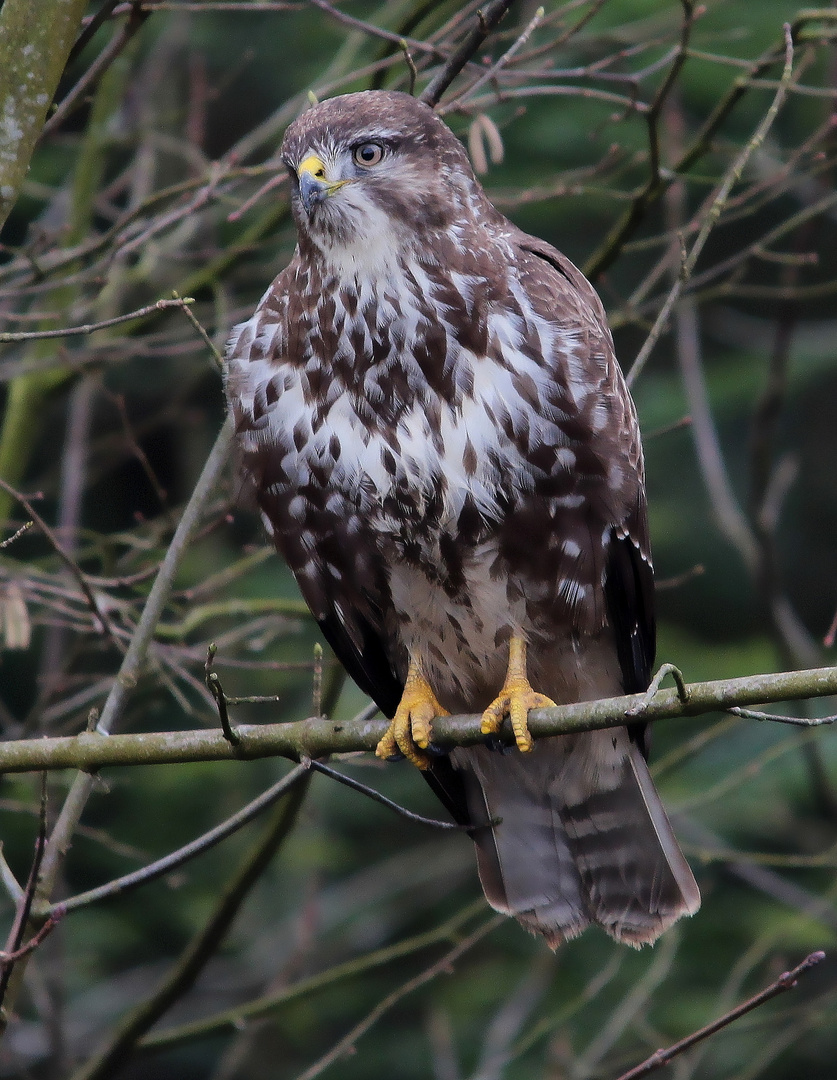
0, 0, 836, 1077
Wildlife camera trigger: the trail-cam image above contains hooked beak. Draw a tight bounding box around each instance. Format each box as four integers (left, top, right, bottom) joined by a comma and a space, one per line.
296, 154, 347, 216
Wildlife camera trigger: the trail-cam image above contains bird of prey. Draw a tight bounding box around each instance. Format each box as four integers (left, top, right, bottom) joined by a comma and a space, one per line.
225, 90, 700, 947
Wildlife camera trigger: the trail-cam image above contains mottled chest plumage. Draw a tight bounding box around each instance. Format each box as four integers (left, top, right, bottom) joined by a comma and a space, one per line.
227, 233, 641, 707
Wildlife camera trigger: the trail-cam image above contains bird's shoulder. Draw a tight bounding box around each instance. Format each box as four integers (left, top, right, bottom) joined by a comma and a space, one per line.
502, 227, 611, 340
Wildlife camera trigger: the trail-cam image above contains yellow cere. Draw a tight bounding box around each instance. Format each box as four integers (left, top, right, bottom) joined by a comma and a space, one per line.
298, 154, 328, 180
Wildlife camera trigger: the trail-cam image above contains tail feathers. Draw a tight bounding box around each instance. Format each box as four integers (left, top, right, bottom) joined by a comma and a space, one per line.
451, 729, 699, 948
455, 743, 591, 944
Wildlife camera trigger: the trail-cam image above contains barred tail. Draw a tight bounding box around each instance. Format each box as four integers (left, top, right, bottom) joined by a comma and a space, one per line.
451, 728, 700, 947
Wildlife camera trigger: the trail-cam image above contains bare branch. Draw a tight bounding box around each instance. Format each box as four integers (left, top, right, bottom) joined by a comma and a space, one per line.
420, 0, 517, 108
627, 24, 796, 387
34, 418, 234, 920
584, 13, 827, 281
0, 477, 124, 651
0, 907, 64, 965
69, 771, 311, 1080
0, 520, 33, 548
0, 296, 195, 341
304, 758, 474, 831
0, 775, 48, 1009
0, 663, 834, 774
726, 706, 837, 727
41, 3, 150, 137
613, 950, 826, 1080
139, 901, 488, 1053
56, 765, 308, 916
307, 0, 444, 59
290, 915, 502, 1080
438, 5, 545, 115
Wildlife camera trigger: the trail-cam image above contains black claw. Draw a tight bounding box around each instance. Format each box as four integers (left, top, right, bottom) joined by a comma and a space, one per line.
384, 750, 406, 762
425, 741, 448, 757
483, 734, 507, 753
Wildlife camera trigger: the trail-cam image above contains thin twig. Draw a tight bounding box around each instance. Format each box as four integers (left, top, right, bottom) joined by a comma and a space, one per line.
640, 0, 699, 205
0, 520, 33, 548
291, 915, 502, 1080
55, 765, 308, 915
304, 759, 472, 830
69, 771, 311, 1080
627, 24, 796, 386
306, 0, 444, 58
106, 389, 169, 507
438, 4, 544, 115
205, 643, 241, 746
0, 775, 48, 1008
0, 906, 64, 965
33, 418, 234, 920
68, 0, 122, 65
42, 2, 150, 137
0, 477, 122, 651
0, 296, 194, 341
727, 706, 837, 727
612, 950, 826, 1080
172, 289, 224, 369
584, 13, 828, 281
626, 662, 689, 717
400, 39, 418, 96
92, 2, 300, 11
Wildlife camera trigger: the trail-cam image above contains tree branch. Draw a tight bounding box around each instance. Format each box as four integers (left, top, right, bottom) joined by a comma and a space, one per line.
69, 770, 311, 1080
583, 11, 833, 281
420, 0, 516, 108
0, 296, 195, 342
139, 901, 488, 1053
626, 22, 795, 387
55, 765, 309, 916
0, 663, 833, 774
0, 0, 89, 231
291, 914, 502, 1080
40, 3, 150, 138
613, 950, 826, 1080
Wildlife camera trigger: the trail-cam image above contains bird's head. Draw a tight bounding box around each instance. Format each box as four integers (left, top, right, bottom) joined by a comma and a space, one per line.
280, 91, 484, 264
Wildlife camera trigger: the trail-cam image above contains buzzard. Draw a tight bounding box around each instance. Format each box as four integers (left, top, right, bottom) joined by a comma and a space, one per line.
225, 90, 700, 946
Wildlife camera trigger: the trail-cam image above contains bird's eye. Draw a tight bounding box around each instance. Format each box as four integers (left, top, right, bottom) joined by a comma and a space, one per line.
353, 142, 385, 167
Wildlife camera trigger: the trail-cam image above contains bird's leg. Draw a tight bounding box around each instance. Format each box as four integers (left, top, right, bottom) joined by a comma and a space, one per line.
375, 658, 449, 770
480, 635, 556, 753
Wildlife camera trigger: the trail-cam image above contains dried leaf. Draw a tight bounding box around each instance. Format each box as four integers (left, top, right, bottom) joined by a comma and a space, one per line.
468, 116, 489, 174
1, 583, 31, 650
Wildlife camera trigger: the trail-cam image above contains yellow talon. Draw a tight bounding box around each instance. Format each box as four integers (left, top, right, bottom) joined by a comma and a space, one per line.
480, 635, 555, 753
376, 660, 448, 770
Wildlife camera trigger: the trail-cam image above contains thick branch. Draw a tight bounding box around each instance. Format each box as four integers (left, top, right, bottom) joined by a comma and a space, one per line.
420, 0, 516, 108
0, 0, 88, 231
0, 664, 834, 774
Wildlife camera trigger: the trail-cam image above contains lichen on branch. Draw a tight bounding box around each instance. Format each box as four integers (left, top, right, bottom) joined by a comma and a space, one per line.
0, 0, 88, 231
0, 663, 833, 774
